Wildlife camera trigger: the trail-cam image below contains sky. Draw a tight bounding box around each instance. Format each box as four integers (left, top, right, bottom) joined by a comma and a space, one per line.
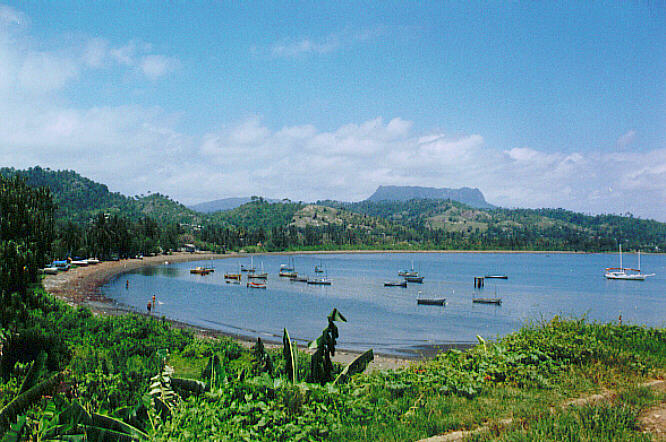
0, 2, 664, 221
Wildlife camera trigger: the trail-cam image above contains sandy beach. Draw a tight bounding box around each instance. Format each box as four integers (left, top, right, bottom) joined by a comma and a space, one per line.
42, 252, 415, 371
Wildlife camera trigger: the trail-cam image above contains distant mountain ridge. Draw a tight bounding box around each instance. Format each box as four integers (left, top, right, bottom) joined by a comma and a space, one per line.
366, 185, 493, 208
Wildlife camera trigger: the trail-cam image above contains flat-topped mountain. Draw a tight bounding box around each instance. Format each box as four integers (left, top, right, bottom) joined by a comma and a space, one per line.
366, 185, 493, 208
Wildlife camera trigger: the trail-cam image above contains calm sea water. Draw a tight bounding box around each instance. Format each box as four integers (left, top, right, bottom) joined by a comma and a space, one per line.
103, 252, 666, 357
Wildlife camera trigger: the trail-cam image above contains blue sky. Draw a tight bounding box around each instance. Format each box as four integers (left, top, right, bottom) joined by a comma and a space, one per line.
1, 2, 664, 220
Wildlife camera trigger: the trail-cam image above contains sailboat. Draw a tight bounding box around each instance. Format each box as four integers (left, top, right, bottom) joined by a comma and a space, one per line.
241, 256, 256, 273
248, 262, 268, 279
605, 245, 654, 280
398, 260, 418, 277
279, 257, 297, 277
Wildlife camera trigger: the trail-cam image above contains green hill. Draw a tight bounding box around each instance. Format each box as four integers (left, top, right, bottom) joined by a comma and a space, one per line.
0, 167, 203, 225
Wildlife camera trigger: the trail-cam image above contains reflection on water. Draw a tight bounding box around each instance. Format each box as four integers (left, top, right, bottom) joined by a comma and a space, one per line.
138, 266, 181, 277
104, 252, 666, 357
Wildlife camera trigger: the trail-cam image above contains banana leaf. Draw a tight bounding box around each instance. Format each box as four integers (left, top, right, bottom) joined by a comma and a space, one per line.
0, 415, 26, 442
282, 328, 298, 383
328, 308, 347, 323
0, 372, 62, 431
18, 351, 47, 395
333, 349, 374, 386
171, 377, 209, 395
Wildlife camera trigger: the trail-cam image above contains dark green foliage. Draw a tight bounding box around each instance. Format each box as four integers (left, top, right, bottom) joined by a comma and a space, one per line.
251, 337, 273, 376
308, 309, 346, 384
282, 329, 298, 383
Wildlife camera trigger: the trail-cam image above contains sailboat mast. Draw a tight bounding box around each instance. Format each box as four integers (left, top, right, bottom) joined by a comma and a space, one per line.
620, 244, 623, 269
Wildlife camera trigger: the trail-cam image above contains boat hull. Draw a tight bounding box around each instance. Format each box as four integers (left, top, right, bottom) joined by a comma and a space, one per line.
417, 298, 445, 306
473, 298, 502, 305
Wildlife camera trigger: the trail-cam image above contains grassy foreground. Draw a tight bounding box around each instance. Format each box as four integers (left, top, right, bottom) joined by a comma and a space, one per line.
0, 286, 665, 441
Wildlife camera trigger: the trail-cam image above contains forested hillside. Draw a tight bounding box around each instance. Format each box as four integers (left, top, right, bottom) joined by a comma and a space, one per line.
4, 166, 665, 253
0, 167, 202, 226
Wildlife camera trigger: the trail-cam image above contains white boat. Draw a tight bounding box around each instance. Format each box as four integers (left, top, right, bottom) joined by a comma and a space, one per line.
307, 276, 332, 285
605, 246, 654, 280
279, 257, 297, 277
43, 267, 59, 275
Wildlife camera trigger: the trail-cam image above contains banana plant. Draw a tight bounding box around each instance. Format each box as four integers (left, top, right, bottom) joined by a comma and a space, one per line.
333, 349, 374, 386
282, 328, 298, 383
0, 372, 63, 434
308, 308, 346, 385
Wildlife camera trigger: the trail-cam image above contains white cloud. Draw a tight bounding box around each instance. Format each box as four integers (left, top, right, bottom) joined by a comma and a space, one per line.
617, 129, 636, 148
0, 5, 663, 221
269, 27, 385, 58
140, 54, 179, 80
0, 4, 26, 26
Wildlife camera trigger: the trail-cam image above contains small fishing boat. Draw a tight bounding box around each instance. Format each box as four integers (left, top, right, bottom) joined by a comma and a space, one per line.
290, 275, 308, 283
404, 275, 424, 283
52, 260, 70, 271
248, 262, 268, 279
307, 277, 332, 286
279, 257, 297, 277
484, 275, 507, 279
225, 279, 240, 285
241, 257, 256, 273
247, 281, 267, 289
314, 261, 324, 273
384, 280, 407, 287
417, 298, 446, 306
398, 261, 418, 277
473, 298, 502, 305
190, 266, 213, 275
224, 271, 241, 280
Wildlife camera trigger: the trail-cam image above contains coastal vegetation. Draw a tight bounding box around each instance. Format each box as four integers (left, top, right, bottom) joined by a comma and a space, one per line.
2, 167, 664, 261
1, 173, 665, 439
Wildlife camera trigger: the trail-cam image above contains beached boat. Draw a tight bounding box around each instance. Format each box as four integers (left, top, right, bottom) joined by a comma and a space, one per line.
70, 260, 88, 267
605, 246, 654, 280
384, 280, 407, 287
43, 267, 59, 275
473, 298, 502, 305
52, 260, 70, 271
86, 258, 100, 265
247, 281, 267, 289
190, 266, 213, 275
404, 275, 424, 283
307, 277, 332, 286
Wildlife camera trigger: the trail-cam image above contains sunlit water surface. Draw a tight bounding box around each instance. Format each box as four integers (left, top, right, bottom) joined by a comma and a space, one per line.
103, 252, 666, 356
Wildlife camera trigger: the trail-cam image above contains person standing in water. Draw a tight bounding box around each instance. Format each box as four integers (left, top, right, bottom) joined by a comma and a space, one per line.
126, 280, 129, 290
152, 294, 156, 311
147, 302, 151, 313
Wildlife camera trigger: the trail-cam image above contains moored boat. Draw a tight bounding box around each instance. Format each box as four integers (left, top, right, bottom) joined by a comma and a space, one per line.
605, 246, 654, 280
384, 280, 407, 287
247, 281, 267, 289
417, 298, 445, 306
190, 266, 213, 275
473, 298, 502, 305
307, 277, 332, 285
404, 275, 424, 283
484, 275, 507, 279
290, 275, 308, 283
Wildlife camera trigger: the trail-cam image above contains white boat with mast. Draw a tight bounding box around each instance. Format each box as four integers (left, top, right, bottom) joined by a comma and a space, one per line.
398, 260, 418, 277
279, 257, 297, 277
248, 262, 268, 279
241, 256, 256, 273
605, 245, 654, 280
